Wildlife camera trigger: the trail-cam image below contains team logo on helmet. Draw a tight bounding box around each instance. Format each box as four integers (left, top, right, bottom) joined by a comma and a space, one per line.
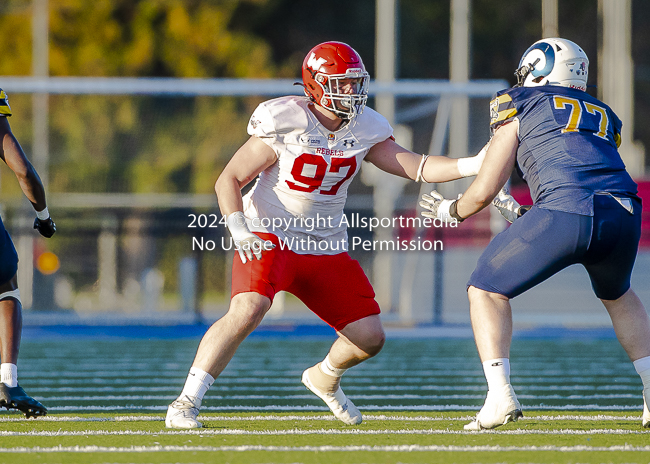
306, 53, 327, 72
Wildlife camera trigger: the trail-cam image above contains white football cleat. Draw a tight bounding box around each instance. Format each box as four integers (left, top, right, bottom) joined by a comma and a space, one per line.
165, 395, 202, 429
464, 384, 523, 431
302, 367, 362, 425
643, 389, 650, 428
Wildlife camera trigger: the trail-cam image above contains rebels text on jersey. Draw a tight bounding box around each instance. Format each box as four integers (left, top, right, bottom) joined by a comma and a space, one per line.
243, 95, 393, 254
490, 86, 638, 216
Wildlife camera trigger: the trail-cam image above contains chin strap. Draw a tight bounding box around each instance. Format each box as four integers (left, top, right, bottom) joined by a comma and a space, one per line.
294, 82, 311, 97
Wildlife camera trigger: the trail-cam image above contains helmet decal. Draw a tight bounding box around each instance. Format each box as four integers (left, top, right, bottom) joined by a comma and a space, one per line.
520, 43, 555, 79
306, 53, 327, 72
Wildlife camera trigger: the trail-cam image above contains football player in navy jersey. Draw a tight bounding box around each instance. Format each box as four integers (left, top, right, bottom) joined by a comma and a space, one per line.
0, 89, 55, 418
420, 38, 650, 429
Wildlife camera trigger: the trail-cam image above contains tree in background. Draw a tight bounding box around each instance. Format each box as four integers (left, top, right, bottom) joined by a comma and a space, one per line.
0, 0, 285, 196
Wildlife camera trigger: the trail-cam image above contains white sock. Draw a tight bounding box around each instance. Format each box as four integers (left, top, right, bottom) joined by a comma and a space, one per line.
482, 358, 510, 391
634, 356, 650, 390
1, 363, 17, 388
180, 367, 214, 402
320, 354, 347, 377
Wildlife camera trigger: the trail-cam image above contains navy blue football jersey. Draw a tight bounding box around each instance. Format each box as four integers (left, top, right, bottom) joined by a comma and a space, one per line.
490, 86, 638, 215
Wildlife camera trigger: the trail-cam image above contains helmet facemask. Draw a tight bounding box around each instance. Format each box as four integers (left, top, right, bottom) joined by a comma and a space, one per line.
314, 69, 369, 120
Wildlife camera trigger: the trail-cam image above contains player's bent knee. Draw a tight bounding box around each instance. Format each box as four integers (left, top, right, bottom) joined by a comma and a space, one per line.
468, 285, 508, 305
341, 315, 385, 357
365, 331, 385, 357
228, 292, 272, 325
355, 328, 385, 358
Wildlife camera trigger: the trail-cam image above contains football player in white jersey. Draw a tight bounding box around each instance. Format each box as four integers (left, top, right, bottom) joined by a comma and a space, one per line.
166, 41, 486, 428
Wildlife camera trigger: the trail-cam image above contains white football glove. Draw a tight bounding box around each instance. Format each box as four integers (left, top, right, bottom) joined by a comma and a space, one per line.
226, 212, 274, 264
419, 190, 463, 222
457, 140, 491, 178
492, 188, 530, 223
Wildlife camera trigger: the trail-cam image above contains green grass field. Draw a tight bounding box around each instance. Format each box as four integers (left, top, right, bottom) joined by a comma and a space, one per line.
1, 411, 649, 463
0, 335, 648, 463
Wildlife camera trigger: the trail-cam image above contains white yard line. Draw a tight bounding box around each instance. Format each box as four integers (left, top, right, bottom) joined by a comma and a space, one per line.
0, 413, 642, 422
39, 394, 644, 402
35, 393, 642, 401
35, 404, 645, 412
0, 415, 164, 422
24, 385, 641, 392
0, 428, 648, 437
1, 444, 650, 453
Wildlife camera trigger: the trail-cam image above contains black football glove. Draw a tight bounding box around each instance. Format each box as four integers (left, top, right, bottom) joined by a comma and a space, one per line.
33, 217, 56, 238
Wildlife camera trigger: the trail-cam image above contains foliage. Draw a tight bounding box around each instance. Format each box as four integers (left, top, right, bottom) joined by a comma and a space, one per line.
0, 1, 279, 195
0, 0, 278, 78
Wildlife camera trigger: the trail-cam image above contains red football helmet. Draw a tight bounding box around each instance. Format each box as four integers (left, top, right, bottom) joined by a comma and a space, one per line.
301, 42, 369, 120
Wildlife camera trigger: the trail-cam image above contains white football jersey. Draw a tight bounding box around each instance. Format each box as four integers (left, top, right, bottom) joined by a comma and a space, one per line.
242, 95, 393, 254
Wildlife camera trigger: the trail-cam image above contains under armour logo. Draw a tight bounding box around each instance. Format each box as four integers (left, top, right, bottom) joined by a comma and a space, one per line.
343, 139, 355, 148
307, 53, 327, 71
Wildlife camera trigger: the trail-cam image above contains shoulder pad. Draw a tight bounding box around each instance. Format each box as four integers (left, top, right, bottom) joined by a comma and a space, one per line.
351, 106, 393, 144
489, 90, 517, 127
0, 89, 12, 117
247, 96, 309, 139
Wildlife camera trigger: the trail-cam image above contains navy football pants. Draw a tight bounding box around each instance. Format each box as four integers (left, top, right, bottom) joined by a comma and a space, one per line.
468, 194, 642, 300
0, 215, 18, 286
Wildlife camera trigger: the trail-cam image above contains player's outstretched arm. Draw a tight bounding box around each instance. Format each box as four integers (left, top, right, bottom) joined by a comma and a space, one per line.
0, 118, 55, 238
455, 121, 519, 219
365, 137, 488, 183
419, 123, 520, 222
215, 136, 278, 263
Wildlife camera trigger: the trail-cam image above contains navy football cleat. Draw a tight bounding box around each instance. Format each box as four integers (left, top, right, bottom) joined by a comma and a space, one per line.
0, 384, 47, 418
